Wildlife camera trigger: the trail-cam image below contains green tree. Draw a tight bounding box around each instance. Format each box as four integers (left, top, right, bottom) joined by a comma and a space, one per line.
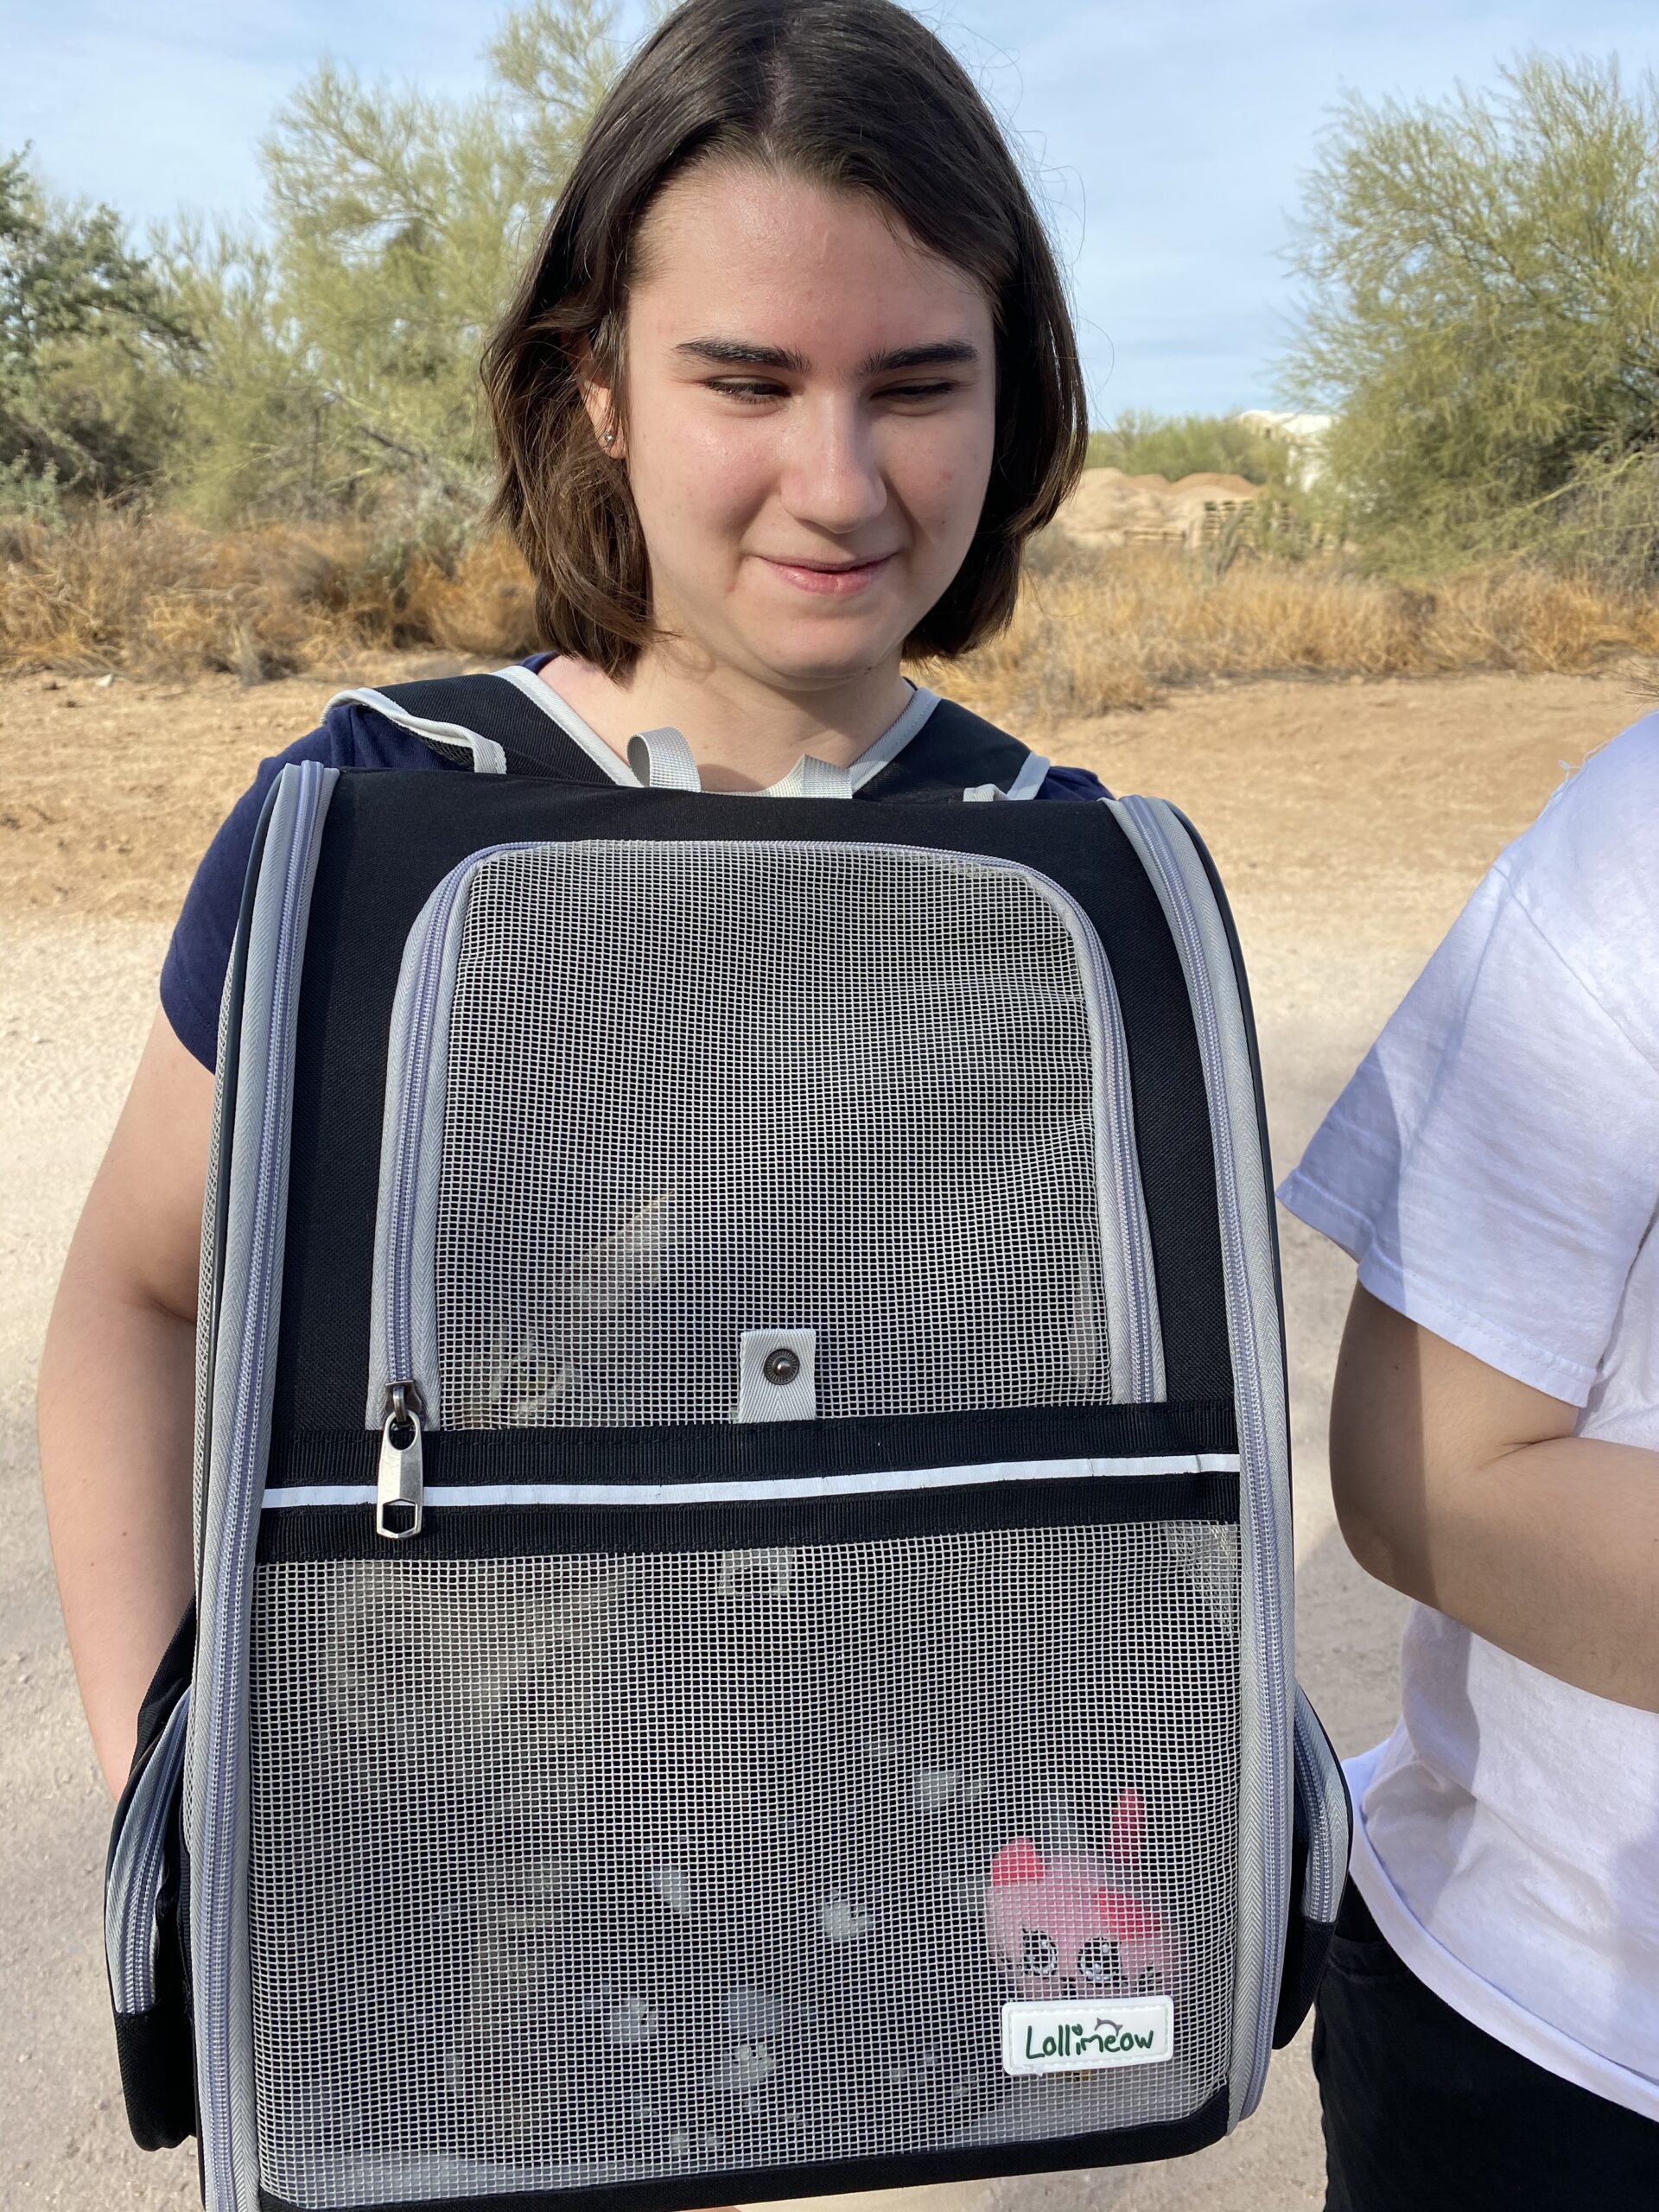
0, 148, 197, 513
1281, 53, 1659, 570
160, 0, 626, 525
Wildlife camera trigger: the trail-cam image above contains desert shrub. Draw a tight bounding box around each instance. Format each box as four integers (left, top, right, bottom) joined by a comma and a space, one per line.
0, 509, 541, 676
1282, 54, 1659, 577
1087, 412, 1289, 486
935, 550, 1659, 725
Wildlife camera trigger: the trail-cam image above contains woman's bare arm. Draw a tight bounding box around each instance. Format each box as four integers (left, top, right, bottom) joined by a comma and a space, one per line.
38, 1008, 213, 1793
1330, 1282, 1659, 1712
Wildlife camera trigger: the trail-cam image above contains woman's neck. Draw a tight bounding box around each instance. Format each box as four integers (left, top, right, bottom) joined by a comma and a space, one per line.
538, 649, 914, 792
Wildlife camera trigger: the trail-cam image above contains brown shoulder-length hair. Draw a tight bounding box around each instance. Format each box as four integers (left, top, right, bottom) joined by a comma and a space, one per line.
481, 0, 1089, 674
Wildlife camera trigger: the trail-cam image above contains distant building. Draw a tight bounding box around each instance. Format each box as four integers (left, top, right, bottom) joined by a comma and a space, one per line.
1235, 410, 1334, 487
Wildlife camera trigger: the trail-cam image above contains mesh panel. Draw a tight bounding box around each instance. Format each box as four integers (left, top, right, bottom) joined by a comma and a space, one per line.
249, 1522, 1238, 2207
434, 842, 1113, 1427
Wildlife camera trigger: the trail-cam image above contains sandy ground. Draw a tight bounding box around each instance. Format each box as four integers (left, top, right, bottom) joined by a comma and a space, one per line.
3, 658, 1649, 2209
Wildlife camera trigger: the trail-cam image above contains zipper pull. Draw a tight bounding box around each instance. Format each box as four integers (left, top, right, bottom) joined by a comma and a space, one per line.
377, 1383, 424, 1540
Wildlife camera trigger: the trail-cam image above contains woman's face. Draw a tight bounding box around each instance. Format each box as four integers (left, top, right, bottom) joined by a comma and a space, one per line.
595, 162, 998, 695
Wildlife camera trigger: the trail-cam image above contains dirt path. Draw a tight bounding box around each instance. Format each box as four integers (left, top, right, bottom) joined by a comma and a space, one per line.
3, 661, 1648, 2209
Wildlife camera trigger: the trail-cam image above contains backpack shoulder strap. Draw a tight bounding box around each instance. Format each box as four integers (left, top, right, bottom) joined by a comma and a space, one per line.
322, 670, 621, 782
858, 696, 1049, 802
327, 671, 1047, 798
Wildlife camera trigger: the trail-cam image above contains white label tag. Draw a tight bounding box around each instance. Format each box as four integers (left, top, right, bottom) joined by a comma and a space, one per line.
1001, 1996, 1174, 2075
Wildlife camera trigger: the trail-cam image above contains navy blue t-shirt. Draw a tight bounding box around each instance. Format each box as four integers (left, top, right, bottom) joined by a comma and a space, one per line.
161, 653, 1109, 1068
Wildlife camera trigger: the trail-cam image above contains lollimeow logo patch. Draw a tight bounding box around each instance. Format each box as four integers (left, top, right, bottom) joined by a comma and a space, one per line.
1001, 1996, 1174, 2074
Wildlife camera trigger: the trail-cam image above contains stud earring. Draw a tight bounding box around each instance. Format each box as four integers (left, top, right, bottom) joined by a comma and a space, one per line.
601, 425, 617, 449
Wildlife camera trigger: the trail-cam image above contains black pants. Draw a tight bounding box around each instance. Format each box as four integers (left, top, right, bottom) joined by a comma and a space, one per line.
1314, 1880, 1659, 2210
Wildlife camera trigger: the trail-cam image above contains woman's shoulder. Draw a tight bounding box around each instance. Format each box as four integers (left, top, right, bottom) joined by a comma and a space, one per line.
160, 692, 456, 1069
1494, 709, 1659, 1061
1513, 709, 1659, 862
272, 693, 461, 774
1036, 760, 1112, 802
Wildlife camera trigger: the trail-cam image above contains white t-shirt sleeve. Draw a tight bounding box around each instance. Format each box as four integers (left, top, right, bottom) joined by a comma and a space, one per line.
1279, 722, 1659, 1408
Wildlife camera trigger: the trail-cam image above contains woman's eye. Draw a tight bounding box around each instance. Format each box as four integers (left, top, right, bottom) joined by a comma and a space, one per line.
706, 378, 959, 405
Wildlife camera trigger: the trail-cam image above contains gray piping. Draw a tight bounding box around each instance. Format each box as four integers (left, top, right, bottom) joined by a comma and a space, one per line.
843, 682, 941, 787
264, 1451, 1242, 1513
190, 946, 239, 1595
1293, 1687, 1351, 1927
365, 855, 511, 1426
321, 686, 508, 776
1111, 795, 1294, 2132
189, 760, 337, 2211
486, 664, 637, 782
105, 1691, 191, 2016
1004, 751, 1052, 800
365, 837, 1164, 1431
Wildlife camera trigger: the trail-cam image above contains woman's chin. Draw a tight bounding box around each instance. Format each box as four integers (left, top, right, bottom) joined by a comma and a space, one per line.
725, 613, 915, 694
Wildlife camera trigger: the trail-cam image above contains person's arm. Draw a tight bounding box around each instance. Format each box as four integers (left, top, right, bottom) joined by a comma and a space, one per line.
1330, 1281, 1659, 1713
38, 1008, 213, 1794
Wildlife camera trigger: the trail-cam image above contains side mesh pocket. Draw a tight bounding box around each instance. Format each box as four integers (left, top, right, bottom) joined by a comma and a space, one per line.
105, 1605, 196, 2148
1272, 1685, 1351, 2048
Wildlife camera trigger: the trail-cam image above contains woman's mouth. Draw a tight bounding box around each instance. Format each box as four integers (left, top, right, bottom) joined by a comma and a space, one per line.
760, 552, 898, 597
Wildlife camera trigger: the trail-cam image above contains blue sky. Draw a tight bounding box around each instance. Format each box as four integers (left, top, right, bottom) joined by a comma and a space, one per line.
6, 2, 1657, 419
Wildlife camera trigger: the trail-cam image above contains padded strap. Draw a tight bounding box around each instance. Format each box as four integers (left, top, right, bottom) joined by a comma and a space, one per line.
340, 672, 617, 781
340, 671, 1039, 798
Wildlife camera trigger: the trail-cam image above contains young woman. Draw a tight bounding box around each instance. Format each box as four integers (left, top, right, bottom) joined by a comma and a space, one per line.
1280, 720, 1659, 2204
39, 0, 1103, 1802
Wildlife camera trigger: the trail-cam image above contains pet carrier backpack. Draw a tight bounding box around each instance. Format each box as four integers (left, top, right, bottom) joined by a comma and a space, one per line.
105, 672, 1351, 2211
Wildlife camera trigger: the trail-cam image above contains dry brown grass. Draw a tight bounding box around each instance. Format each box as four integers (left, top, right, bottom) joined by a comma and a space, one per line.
940, 543, 1659, 723
3, 512, 1656, 707
0, 510, 539, 680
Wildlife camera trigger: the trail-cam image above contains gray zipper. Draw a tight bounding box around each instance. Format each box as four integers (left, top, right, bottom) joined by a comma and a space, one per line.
372, 840, 539, 1536
193, 760, 335, 2212
1113, 795, 1293, 2129
105, 1691, 190, 2016
365, 839, 1165, 1534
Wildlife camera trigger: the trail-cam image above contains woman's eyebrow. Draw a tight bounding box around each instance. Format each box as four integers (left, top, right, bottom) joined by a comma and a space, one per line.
671, 338, 980, 374
860, 341, 980, 373
674, 339, 810, 372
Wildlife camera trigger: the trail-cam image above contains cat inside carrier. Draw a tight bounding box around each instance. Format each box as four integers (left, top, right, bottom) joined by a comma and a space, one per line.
104, 673, 1349, 2211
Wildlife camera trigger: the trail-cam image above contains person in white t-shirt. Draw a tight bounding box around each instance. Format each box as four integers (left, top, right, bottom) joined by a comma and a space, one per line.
1279, 712, 1659, 2208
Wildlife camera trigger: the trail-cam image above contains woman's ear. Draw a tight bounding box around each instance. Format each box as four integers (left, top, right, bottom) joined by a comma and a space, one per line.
569, 335, 626, 462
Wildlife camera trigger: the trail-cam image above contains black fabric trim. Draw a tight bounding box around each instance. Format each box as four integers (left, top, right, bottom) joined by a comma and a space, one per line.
195, 774, 270, 1582
860, 696, 1033, 798
274, 779, 1230, 1430
365, 677, 1036, 800
257, 1468, 1237, 1564
105, 1605, 196, 2152
112, 2004, 195, 2153
371, 674, 614, 783
257, 2088, 1228, 2212
1274, 1897, 1337, 2050
276, 1398, 1235, 1491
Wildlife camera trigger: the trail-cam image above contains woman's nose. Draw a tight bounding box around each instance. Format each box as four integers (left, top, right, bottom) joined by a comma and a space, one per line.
777, 397, 889, 536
